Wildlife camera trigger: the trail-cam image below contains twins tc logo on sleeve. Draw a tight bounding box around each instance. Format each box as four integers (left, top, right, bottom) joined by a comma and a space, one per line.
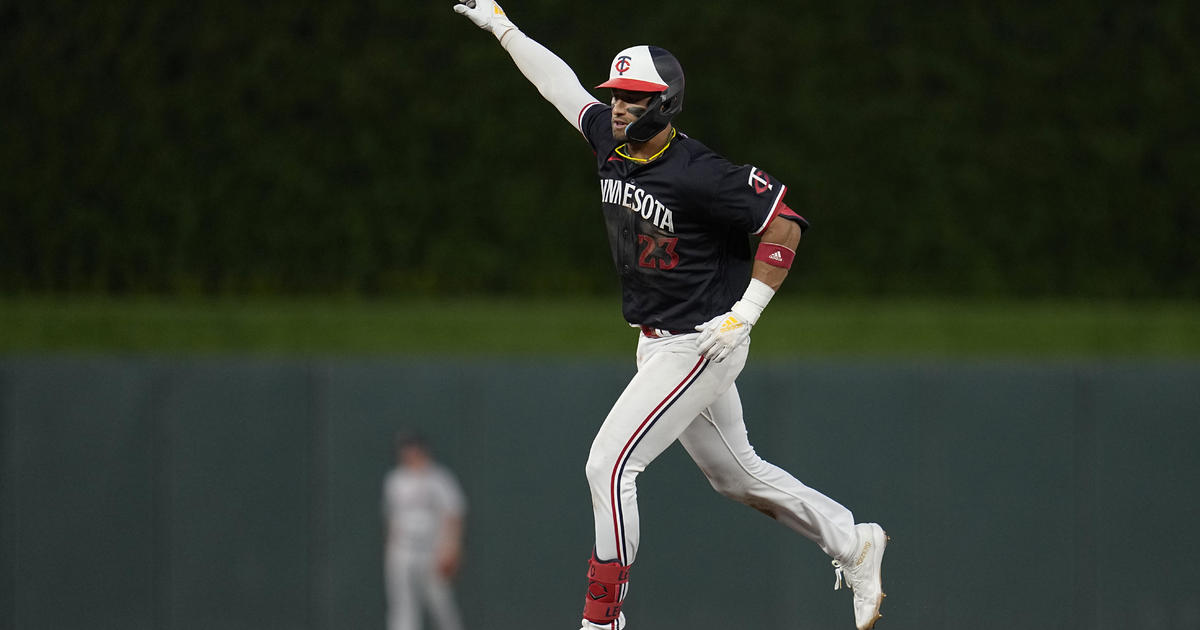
747, 166, 774, 194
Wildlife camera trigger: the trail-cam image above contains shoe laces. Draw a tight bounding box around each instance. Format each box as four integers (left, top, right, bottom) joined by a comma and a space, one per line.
831, 560, 846, 590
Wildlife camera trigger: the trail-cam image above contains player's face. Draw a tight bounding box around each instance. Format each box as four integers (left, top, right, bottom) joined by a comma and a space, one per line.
400, 444, 430, 468
610, 89, 655, 141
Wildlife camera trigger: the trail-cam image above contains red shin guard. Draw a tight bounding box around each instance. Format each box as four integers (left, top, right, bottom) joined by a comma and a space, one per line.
582, 555, 631, 624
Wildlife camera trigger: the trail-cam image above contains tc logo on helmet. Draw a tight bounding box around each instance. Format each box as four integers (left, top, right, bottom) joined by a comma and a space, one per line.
615, 55, 632, 75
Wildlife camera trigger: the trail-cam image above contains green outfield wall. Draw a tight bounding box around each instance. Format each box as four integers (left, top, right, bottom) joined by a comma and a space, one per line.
2, 357, 1198, 630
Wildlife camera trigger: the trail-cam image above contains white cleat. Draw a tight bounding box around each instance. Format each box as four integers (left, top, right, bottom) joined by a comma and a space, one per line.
832, 522, 888, 630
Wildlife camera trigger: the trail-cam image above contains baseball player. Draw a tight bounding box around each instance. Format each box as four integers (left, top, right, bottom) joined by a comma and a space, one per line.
453, 3, 887, 629
383, 433, 468, 630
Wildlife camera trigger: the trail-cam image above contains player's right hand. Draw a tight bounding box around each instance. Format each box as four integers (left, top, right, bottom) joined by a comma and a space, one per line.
453, 0, 517, 38
437, 548, 462, 578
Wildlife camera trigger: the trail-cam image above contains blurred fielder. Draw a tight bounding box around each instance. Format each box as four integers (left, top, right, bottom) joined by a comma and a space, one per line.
383, 433, 468, 630
453, 2, 888, 629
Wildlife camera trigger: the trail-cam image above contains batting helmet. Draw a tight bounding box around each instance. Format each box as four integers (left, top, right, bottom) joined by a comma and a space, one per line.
596, 45, 685, 143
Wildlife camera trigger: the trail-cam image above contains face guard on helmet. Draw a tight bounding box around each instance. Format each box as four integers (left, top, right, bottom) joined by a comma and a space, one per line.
596, 45, 685, 143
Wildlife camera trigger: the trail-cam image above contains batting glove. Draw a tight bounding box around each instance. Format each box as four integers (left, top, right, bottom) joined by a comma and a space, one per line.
695, 310, 753, 363
694, 279, 777, 363
453, 0, 519, 42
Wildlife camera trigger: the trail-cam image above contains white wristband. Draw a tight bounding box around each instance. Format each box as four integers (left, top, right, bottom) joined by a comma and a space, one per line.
730, 278, 775, 326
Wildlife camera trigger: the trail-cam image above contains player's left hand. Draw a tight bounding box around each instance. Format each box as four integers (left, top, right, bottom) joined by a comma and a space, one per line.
695, 310, 752, 363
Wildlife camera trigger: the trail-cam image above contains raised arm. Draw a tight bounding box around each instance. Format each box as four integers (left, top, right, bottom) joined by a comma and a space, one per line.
454, 1, 600, 131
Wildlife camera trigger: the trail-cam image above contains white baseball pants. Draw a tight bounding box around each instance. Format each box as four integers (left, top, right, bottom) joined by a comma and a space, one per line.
385, 551, 464, 630
585, 332, 858, 568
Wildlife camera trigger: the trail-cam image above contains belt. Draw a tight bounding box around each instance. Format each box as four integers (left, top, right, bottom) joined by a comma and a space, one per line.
639, 325, 694, 339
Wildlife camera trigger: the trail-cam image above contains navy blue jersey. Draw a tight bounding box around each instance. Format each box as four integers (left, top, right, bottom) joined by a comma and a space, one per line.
579, 103, 807, 331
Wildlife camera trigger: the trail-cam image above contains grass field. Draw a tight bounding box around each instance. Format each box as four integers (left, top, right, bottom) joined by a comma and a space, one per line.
4, 296, 1199, 358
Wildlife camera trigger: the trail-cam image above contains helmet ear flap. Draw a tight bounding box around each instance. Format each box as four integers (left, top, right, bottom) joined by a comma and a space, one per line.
624, 93, 663, 142
660, 90, 683, 119
625, 92, 672, 143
